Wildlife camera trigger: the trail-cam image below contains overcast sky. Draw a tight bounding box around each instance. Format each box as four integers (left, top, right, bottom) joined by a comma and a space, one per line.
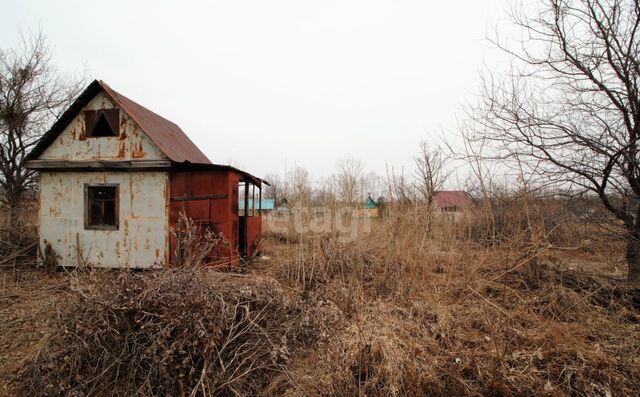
2, 0, 512, 183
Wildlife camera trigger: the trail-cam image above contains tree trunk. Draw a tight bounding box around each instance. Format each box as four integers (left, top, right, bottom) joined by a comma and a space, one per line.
626, 234, 640, 283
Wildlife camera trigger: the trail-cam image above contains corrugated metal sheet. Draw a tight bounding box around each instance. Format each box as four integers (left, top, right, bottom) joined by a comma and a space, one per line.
27, 80, 212, 165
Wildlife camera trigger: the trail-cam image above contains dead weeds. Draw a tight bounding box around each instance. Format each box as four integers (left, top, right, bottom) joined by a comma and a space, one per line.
1, 213, 639, 396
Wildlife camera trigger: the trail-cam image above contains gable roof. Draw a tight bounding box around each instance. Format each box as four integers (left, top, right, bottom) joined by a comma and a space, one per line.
364, 196, 378, 209
433, 191, 473, 209
26, 80, 211, 164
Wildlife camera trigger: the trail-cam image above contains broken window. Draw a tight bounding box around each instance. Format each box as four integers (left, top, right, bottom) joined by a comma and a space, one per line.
84, 109, 119, 137
85, 185, 119, 229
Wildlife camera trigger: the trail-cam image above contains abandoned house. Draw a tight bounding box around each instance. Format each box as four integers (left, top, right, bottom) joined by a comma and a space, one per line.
25, 80, 267, 268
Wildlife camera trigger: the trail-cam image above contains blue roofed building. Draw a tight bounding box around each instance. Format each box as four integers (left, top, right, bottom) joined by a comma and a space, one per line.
361, 195, 380, 217
239, 198, 275, 215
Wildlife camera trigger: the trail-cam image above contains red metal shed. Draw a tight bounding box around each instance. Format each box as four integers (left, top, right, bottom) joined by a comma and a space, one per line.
169, 164, 266, 266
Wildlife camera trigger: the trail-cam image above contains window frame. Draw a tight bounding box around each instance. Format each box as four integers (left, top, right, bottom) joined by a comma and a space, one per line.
250, 184, 256, 216
84, 183, 120, 230
84, 109, 120, 138
238, 181, 247, 216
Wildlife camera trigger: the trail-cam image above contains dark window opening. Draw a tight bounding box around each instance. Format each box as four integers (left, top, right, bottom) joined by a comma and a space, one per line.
85, 109, 119, 137
91, 113, 116, 137
85, 185, 119, 229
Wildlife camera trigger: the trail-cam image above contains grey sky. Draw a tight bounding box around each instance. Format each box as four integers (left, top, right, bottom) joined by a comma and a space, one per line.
2, 0, 509, 182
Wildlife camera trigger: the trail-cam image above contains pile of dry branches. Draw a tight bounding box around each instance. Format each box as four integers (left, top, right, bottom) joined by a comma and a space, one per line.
18, 269, 340, 396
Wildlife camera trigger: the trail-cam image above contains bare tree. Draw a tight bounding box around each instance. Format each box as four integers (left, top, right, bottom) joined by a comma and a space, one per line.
413, 141, 450, 206
412, 141, 450, 234
263, 173, 284, 204
385, 165, 413, 205
363, 170, 384, 201
314, 175, 338, 207
335, 156, 365, 205
287, 166, 311, 206
0, 30, 83, 225
472, 0, 640, 281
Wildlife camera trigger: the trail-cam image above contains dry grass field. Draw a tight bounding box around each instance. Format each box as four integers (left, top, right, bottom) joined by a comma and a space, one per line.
1, 205, 639, 396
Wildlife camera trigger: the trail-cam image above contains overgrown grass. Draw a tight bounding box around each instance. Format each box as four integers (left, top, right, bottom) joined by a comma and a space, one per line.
262, 204, 639, 396
9, 200, 640, 396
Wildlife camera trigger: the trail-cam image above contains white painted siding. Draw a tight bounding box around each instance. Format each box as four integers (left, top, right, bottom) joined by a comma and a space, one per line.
39, 171, 169, 268
39, 91, 166, 161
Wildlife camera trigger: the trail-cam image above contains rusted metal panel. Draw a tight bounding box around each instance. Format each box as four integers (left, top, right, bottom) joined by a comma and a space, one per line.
170, 172, 191, 198
210, 199, 227, 223
184, 200, 210, 221
244, 216, 263, 257
27, 80, 212, 165
191, 172, 214, 196
39, 171, 169, 268
101, 81, 211, 165
169, 170, 247, 266
38, 91, 166, 161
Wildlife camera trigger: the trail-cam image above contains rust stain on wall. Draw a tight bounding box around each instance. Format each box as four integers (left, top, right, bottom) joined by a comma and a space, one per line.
118, 114, 127, 140
132, 141, 145, 158
117, 142, 126, 158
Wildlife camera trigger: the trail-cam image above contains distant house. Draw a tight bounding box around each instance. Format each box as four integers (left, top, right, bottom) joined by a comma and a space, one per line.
363, 195, 379, 217
239, 198, 275, 215
433, 191, 473, 212
275, 197, 291, 212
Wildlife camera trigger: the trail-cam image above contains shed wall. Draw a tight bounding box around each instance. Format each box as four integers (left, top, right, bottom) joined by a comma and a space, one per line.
39, 171, 169, 268
169, 170, 239, 266
244, 216, 262, 257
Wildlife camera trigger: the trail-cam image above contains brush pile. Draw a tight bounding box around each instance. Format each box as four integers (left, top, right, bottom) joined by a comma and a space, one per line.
18, 269, 340, 396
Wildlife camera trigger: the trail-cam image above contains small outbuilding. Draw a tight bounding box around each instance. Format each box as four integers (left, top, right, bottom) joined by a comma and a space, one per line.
363, 195, 380, 217
25, 80, 267, 268
433, 191, 473, 211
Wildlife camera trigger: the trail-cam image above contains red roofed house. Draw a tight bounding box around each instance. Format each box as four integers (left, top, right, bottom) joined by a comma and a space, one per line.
25, 80, 266, 268
433, 191, 474, 212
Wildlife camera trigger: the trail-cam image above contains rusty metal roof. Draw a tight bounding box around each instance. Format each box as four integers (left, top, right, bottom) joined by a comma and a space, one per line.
26, 80, 212, 165
171, 162, 270, 187
433, 191, 473, 209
